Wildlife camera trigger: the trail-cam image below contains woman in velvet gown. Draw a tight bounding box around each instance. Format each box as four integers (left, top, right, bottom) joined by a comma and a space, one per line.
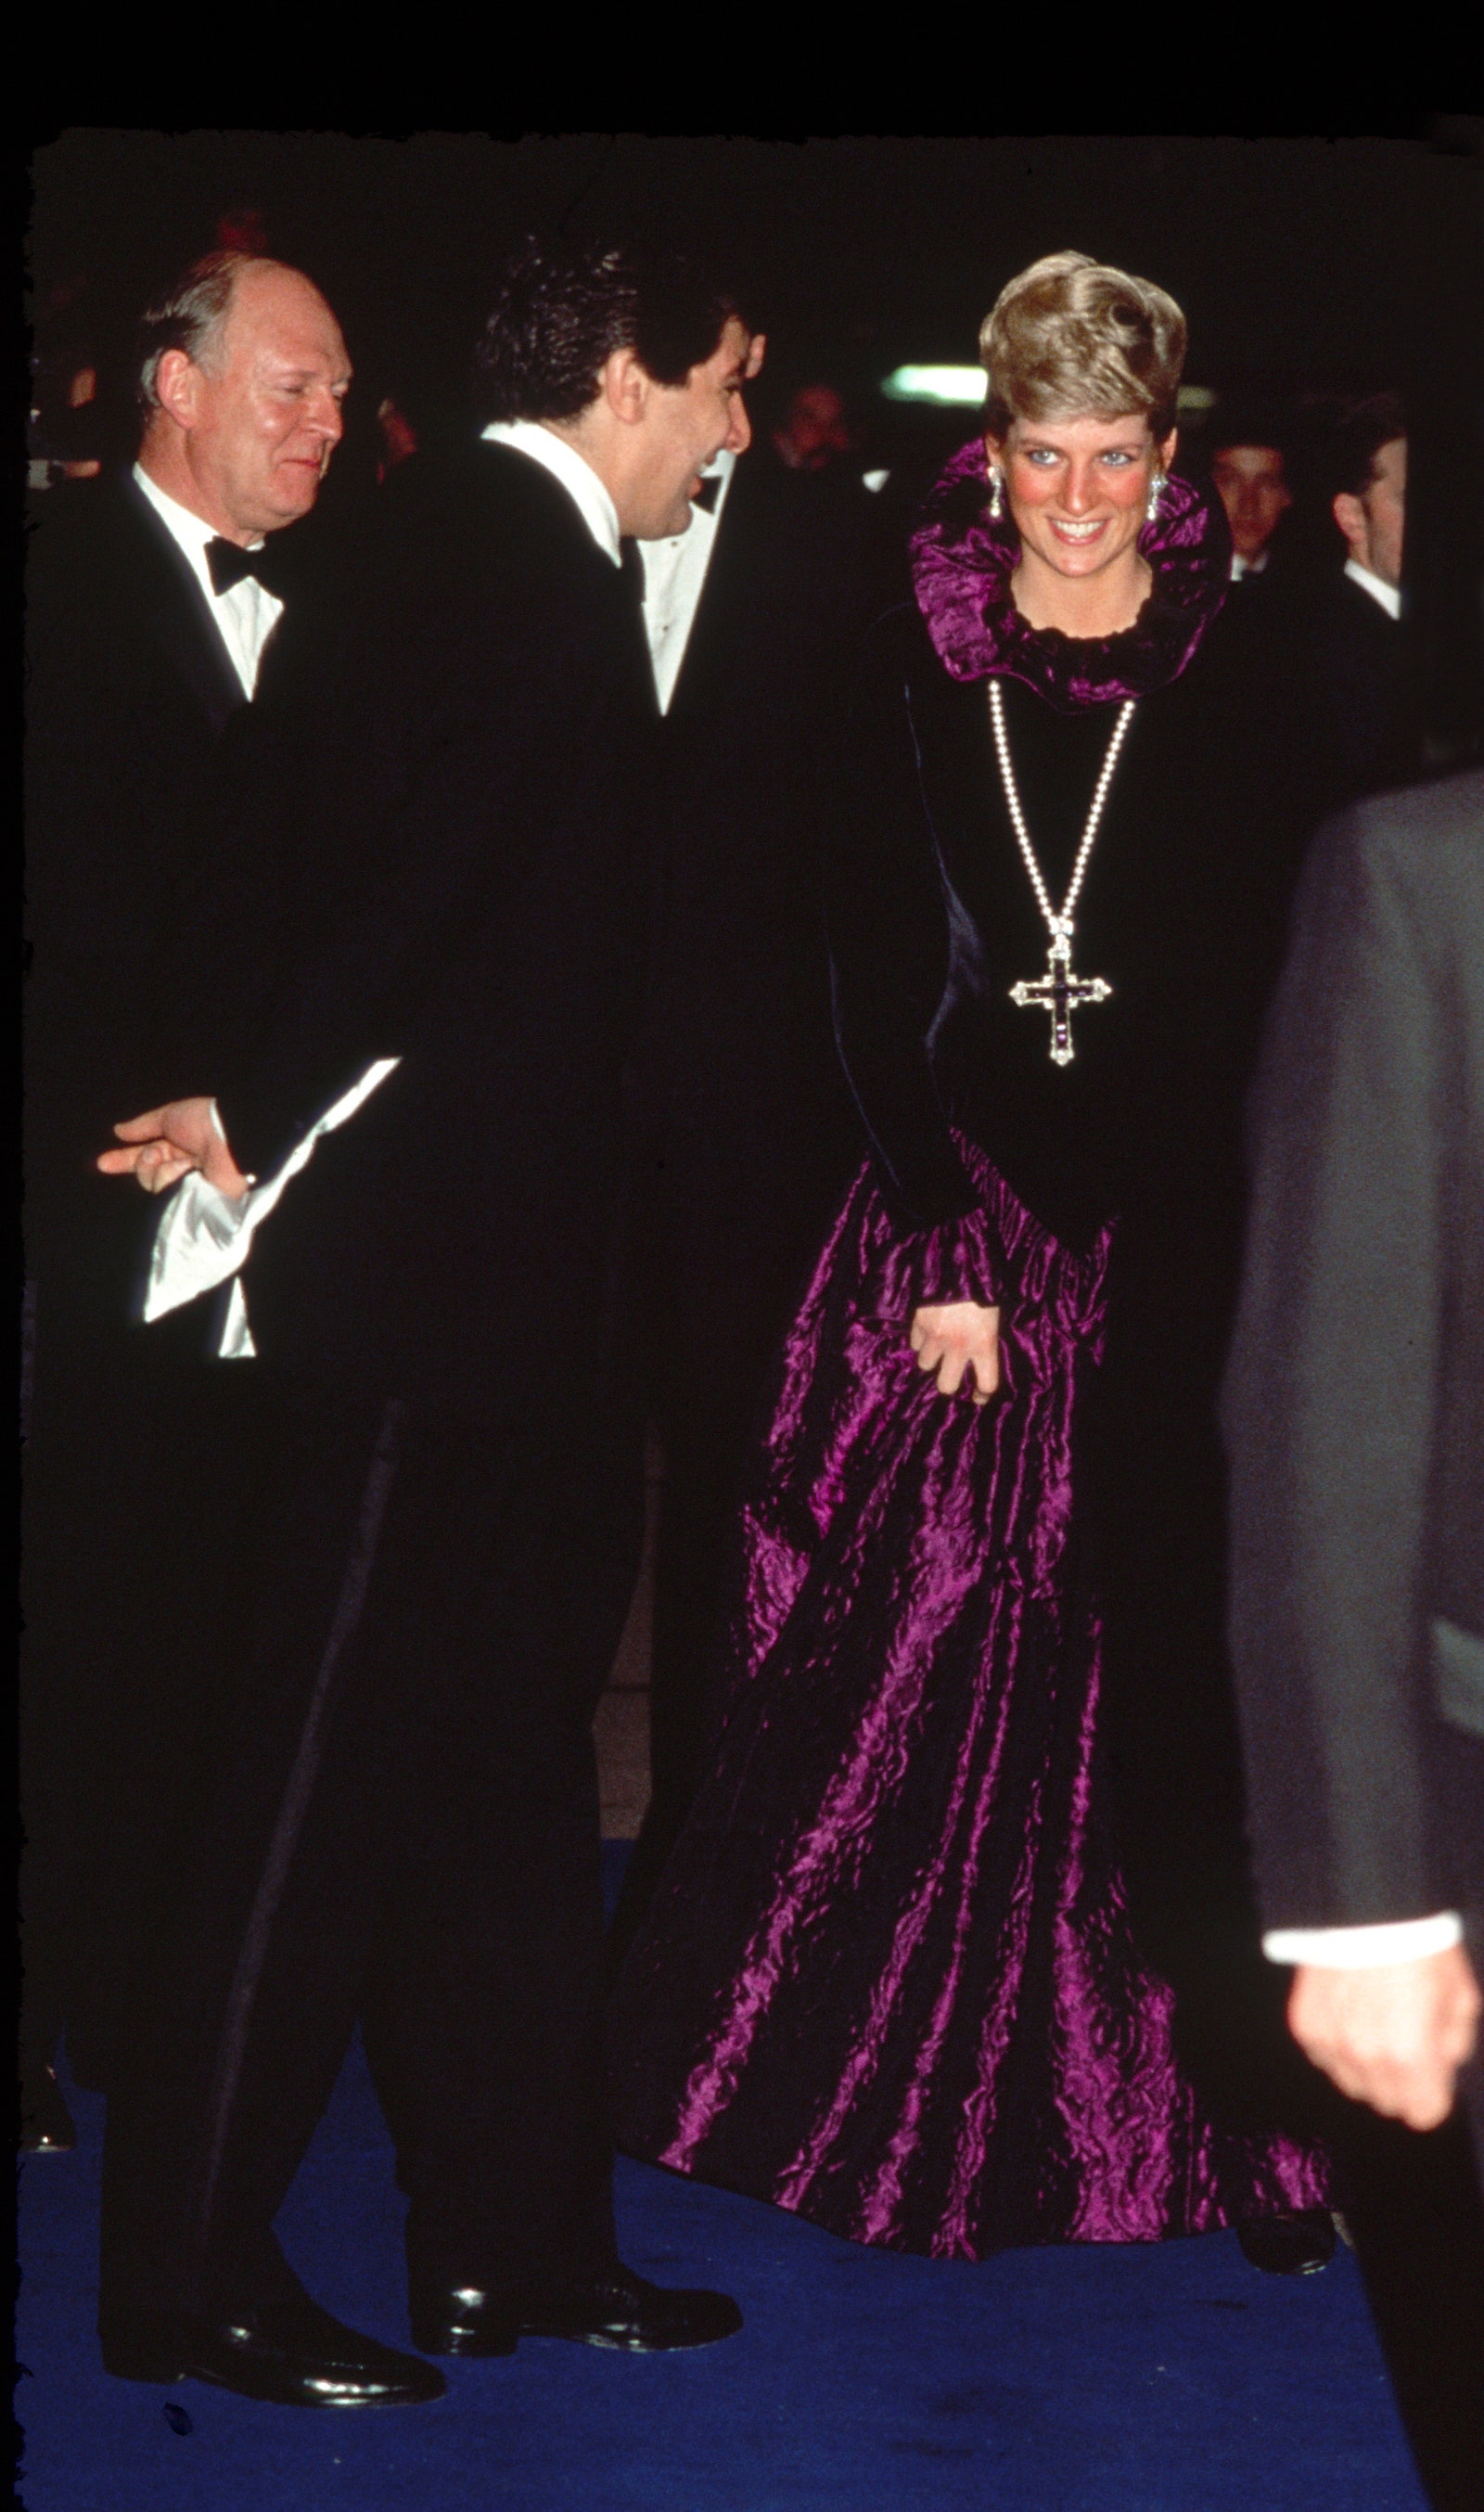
609, 253, 1333, 2261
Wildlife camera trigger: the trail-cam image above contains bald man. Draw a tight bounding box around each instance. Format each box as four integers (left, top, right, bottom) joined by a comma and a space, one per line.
22, 249, 351, 2153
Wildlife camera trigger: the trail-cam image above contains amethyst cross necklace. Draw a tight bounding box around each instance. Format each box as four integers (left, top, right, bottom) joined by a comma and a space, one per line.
988, 679, 1134, 1067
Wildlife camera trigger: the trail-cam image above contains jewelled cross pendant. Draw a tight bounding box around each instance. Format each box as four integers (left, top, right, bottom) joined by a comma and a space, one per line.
1010, 927, 1111, 1066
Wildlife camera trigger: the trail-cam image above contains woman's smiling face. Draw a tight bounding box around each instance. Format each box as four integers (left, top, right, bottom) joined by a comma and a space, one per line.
989, 411, 1176, 591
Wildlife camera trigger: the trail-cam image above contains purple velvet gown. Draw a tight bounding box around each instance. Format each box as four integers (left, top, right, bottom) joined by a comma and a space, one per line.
609, 446, 1331, 2259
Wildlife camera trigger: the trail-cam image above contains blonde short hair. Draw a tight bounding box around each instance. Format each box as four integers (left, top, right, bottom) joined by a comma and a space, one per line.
979, 250, 1186, 442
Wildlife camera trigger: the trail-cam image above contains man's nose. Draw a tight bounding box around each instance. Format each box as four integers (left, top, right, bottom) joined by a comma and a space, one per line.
726, 396, 752, 455
308, 388, 344, 442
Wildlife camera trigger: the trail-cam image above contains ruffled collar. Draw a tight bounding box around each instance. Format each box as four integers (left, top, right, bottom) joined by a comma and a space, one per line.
909, 433, 1230, 711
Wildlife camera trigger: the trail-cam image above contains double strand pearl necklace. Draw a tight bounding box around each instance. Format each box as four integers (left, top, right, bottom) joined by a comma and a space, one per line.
989, 678, 1135, 1066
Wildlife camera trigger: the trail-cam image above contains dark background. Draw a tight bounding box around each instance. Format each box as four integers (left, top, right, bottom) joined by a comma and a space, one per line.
25, 128, 1484, 745
27, 128, 1483, 438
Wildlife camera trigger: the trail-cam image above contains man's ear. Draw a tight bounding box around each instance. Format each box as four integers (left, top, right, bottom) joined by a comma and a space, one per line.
1333, 490, 1364, 561
153, 349, 202, 432
600, 346, 650, 429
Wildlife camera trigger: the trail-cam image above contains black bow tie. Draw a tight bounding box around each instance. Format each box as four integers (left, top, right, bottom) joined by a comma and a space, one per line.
692, 474, 723, 514
206, 536, 274, 596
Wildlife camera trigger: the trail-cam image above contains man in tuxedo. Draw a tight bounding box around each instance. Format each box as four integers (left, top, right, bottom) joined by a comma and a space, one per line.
1209, 415, 1292, 583
606, 372, 883, 1953
90, 238, 748, 2409
21, 250, 350, 2147
1223, 772, 1484, 2508
1307, 393, 1418, 804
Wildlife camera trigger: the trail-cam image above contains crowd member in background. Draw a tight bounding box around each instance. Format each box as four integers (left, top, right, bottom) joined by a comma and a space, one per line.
89, 237, 745, 2410
1313, 391, 1416, 798
770, 378, 856, 474
1224, 766, 1484, 2511
608, 335, 879, 1957
21, 248, 351, 2153
1209, 409, 1292, 582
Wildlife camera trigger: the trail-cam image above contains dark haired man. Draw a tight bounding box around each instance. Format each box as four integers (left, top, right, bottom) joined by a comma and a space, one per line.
90, 237, 746, 2409
1209, 426, 1292, 582
22, 250, 350, 2154
1308, 394, 1417, 803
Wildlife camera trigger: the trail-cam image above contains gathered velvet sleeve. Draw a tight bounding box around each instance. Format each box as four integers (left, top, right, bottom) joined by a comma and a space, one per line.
826, 609, 1002, 1313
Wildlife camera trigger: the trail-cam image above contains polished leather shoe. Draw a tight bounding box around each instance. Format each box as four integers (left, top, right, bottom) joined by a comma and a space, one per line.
407, 2282, 519, 2358
100, 2288, 445, 2407
412, 2262, 743, 2356
19, 2065, 77, 2155
1237, 2208, 1337, 2276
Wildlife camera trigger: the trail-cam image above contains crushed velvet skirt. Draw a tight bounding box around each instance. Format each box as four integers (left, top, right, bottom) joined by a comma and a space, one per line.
608, 1146, 1329, 2259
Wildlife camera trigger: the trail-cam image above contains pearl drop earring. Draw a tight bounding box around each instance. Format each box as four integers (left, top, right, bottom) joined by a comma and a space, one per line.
1145, 471, 1167, 526
988, 468, 1004, 521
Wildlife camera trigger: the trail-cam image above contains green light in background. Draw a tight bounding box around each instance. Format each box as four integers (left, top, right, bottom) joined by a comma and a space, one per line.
881, 365, 987, 407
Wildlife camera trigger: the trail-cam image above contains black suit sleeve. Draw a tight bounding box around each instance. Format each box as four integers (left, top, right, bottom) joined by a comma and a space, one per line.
1222, 788, 1481, 1929
206, 469, 648, 1179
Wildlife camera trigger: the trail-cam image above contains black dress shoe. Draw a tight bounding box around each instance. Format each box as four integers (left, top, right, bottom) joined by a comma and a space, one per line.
19, 2065, 77, 2155
1237, 2208, 1337, 2276
407, 2283, 519, 2358
518, 2264, 742, 2352
411, 2262, 743, 2356
100, 2288, 446, 2407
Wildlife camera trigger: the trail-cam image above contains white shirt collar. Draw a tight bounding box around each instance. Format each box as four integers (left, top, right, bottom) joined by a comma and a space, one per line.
1344, 556, 1402, 621
132, 461, 262, 558
480, 420, 621, 567
637, 449, 737, 714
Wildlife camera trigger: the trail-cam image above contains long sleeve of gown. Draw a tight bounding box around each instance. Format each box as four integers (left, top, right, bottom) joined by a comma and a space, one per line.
825, 614, 1002, 1311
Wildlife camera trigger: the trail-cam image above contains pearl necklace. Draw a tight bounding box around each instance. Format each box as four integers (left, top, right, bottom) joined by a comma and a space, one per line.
989, 678, 1135, 1066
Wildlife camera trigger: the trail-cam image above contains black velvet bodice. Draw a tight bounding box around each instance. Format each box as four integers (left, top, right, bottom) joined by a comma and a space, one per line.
828, 602, 1313, 1257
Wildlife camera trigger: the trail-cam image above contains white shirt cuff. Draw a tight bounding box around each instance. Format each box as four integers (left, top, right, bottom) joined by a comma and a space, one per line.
142, 1061, 400, 1327
1262, 1913, 1465, 1968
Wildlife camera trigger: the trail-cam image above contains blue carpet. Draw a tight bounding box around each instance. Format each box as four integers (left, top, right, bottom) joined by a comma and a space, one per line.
17, 1849, 1427, 2510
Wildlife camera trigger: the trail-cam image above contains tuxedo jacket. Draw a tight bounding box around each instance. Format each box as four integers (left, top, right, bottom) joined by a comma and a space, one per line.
1222, 772, 1484, 1930
1282, 568, 1419, 809
198, 442, 659, 1420
641, 454, 884, 1307
23, 470, 256, 1327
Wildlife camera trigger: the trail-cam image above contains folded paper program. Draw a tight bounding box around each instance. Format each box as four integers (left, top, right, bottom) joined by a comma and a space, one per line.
142, 1060, 401, 1352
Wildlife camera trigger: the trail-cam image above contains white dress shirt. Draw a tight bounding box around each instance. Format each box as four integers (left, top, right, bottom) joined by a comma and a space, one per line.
132, 463, 284, 697
638, 449, 736, 713
1343, 556, 1402, 620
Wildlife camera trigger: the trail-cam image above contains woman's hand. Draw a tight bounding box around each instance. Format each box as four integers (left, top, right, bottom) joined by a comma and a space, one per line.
909, 1302, 1001, 1404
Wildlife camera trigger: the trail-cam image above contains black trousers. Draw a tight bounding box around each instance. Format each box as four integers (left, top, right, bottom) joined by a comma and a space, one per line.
608, 1143, 851, 1960
1343, 1758, 1484, 2512
99, 1365, 646, 2316
19, 1292, 249, 2090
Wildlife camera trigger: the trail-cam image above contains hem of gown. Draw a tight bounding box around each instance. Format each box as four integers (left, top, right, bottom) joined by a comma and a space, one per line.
621, 2143, 1333, 2266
